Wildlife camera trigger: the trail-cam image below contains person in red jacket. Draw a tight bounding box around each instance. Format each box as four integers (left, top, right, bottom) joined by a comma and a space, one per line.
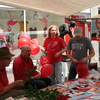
0, 47, 24, 100
13, 45, 51, 89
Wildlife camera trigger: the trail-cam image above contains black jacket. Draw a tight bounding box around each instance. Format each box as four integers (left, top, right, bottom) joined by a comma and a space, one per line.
91, 33, 97, 37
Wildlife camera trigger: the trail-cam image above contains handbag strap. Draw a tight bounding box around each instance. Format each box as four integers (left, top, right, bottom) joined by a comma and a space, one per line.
48, 38, 56, 48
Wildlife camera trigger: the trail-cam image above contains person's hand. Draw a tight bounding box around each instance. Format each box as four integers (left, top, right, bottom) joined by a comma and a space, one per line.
54, 52, 61, 58
79, 58, 87, 63
72, 58, 79, 63
32, 73, 41, 80
14, 80, 24, 87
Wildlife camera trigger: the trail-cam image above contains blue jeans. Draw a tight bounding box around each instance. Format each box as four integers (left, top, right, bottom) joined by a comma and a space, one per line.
68, 63, 88, 81
0, 41, 5, 47
68, 64, 77, 81
50, 61, 62, 85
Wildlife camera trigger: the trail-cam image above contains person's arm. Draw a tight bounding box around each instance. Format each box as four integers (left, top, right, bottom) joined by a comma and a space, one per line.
39, 45, 45, 53
79, 49, 95, 63
0, 80, 24, 95
31, 72, 41, 80
54, 48, 67, 58
86, 49, 95, 60
67, 50, 79, 63
42, 39, 48, 54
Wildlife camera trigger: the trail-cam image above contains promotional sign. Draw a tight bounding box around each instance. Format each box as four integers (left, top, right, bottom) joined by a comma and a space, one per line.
91, 18, 100, 41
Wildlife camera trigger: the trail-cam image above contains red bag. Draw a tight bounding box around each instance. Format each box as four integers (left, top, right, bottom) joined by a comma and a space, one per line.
76, 63, 89, 78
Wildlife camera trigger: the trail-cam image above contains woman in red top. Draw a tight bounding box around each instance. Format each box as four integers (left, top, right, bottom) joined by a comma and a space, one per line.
43, 25, 66, 85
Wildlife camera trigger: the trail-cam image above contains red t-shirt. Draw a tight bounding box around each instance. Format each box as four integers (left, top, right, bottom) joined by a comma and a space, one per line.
43, 37, 66, 63
13, 54, 39, 81
0, 68, 8, 91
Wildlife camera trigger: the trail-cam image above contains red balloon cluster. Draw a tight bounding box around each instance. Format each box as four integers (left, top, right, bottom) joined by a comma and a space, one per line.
40, 55, 54, 77
30, 44, 40, 55
18, 38, 30, 48
76, 63, 89, 78
30, 38, 40, 55
18, 33, 40, 55
41, 64, 54, 77
19, 33, 31, 40
30, 39, 40, 45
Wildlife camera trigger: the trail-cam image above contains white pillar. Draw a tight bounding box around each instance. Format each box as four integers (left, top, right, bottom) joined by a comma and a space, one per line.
24, 10, 26, 33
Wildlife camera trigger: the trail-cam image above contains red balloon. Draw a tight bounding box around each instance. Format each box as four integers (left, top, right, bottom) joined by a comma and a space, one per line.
20, 33, 31, 40
18, 38, 30, 48
40, 55, 49, 66
41, 64, 54, 77
76, 63, 89, 78
30, 44, 40, 55
30, 38, 40, 45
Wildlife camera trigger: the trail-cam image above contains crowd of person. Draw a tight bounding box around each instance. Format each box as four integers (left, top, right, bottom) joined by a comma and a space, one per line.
0, 25, 96, 99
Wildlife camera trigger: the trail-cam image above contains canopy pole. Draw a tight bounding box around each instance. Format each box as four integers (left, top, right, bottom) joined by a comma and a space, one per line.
24, 10, 26, 33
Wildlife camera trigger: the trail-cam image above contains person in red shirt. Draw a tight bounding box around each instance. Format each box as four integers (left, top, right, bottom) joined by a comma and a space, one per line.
13, 45, 51, 89
0, 47, 24, 100
43, 25, 66, 85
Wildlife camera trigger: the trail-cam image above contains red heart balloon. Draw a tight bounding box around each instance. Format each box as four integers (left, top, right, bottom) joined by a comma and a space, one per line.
40, 55, 50, 66
76, 63, 89, 78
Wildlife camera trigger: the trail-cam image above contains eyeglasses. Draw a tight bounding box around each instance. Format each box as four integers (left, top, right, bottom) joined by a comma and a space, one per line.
3, 58, 12, 60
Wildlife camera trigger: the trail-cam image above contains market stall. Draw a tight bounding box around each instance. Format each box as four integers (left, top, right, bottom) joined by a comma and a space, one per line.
7, 75, 100, 100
